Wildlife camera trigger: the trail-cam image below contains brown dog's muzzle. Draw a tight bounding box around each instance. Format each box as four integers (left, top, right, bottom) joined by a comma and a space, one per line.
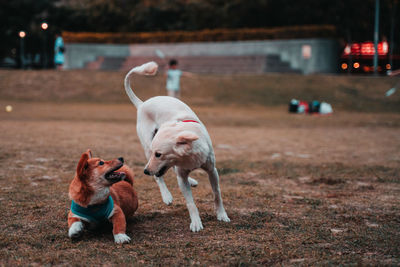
105, 158, 125, 183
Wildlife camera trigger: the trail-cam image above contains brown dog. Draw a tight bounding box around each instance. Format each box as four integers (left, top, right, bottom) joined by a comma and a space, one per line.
67, 149, 138, 244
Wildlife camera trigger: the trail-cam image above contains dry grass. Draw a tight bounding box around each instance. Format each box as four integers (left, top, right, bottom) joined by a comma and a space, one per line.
0, 70, 399, 265
0, 70, 399, 112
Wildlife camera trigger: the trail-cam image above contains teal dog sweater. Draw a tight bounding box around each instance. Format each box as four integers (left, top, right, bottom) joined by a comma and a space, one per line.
71, 196, 114, 224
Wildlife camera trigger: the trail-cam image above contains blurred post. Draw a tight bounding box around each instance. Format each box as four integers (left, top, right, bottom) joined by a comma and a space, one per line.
373, 0, 380, 75
389, 0, 398, 74
19, 31, 26, 69
41, 22, 48, 68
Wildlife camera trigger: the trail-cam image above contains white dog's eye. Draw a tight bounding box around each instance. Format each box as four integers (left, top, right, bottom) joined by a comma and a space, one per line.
155, 152, 162, 158
98, 161, 104, 166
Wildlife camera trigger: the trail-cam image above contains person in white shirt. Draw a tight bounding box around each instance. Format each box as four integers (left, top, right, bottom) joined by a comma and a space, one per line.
166, 59, 193, 99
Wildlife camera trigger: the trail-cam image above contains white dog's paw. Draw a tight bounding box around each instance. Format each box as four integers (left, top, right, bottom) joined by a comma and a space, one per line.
190, 217, 204, 232
188, 177, 198, 187
114, 233, 131, 244
217, 211, 231, 222
161, 190, 173, 205
68, 221, 84, 239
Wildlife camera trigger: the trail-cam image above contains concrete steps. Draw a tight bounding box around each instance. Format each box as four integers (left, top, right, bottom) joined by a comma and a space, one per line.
265, 55, 301, 73
86, 54, 300, 74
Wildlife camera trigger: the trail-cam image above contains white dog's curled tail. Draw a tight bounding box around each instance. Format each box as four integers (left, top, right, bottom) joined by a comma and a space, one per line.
124, 61, 158, 108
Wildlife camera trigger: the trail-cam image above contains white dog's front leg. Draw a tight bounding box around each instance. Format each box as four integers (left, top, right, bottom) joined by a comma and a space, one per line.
176, 170, 203, 232
207, 167, 230, 222
154, 176, 173, 205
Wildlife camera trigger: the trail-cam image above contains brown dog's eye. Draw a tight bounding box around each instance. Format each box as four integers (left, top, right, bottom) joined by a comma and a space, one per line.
155, 152, 162, 158
99, 161, 104, 166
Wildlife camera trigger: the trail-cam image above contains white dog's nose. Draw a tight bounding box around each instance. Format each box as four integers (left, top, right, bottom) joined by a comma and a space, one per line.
143, 169, 150, 176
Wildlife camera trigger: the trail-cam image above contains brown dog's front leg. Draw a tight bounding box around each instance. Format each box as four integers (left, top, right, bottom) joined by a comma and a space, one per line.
68, 211, 84, 239
110, 206, 131, 244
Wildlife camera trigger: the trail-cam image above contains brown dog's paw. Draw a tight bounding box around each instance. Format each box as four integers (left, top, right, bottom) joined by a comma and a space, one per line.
114, 233, 131, 244
68, 221, 84, 239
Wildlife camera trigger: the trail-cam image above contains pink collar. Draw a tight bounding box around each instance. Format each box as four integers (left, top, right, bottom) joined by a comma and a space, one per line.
181, 120, 199, 123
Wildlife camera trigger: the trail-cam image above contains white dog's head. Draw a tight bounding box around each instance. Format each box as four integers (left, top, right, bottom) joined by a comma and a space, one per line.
143, 123, 199, 177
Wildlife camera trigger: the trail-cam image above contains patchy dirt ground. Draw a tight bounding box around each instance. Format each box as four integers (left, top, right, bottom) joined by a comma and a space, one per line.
0, 71, 399, 265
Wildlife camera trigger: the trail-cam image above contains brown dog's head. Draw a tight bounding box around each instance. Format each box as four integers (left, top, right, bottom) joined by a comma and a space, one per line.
76, 149, 126, 186
70, 149, 127, 206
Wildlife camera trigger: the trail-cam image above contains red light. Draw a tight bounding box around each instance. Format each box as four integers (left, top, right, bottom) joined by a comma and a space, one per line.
361, 42, 374, 55
343, 41, 389, 56
378, 41, 388, 55
351, 43, 361, 55
341, 63, 348, 70
353, 62, 360, 69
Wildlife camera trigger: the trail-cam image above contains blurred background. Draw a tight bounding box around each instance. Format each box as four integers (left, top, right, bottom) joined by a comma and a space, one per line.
0, 0, 398, 75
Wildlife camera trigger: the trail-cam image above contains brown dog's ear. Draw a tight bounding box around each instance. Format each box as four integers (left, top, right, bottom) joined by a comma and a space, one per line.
86, 149, 92, 159
176, 131, 199, 145
76, 152, 90, 179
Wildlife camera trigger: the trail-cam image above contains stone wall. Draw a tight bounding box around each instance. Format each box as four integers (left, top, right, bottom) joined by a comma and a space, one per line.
64, 39, 339, 74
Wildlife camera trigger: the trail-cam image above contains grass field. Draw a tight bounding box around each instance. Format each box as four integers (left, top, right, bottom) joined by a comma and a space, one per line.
0, 70, 399, 265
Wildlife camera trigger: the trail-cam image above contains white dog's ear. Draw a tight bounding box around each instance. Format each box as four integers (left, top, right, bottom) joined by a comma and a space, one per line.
176, 131, 199, 145
174, 132, 198, 156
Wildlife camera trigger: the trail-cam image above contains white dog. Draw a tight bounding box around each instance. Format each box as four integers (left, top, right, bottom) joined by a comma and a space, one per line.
124, 62, 230, 232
